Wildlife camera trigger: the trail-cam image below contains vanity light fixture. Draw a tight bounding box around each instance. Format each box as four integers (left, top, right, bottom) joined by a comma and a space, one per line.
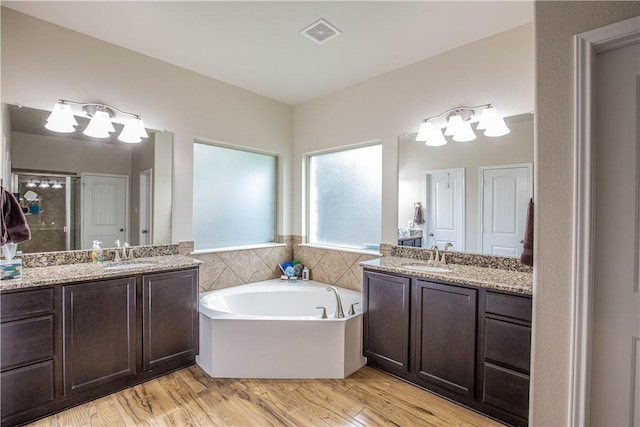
38, 180, 50, 189
416, 104, 510, 146
26, 179, 37, 188
45, 100, 148, 143
52, 180, 63, 189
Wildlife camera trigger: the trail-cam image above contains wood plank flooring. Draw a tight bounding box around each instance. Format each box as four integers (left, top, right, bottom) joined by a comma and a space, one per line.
27, 365, 504, 426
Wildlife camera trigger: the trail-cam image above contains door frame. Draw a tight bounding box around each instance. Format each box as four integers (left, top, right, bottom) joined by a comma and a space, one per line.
478, 163, 533, 256
80, 172, 130, 249
570, 16, 640, 426
139, 168, 153, 245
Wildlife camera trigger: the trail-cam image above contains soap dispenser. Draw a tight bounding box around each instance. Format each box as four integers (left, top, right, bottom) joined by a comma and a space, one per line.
91, 240, 103, 265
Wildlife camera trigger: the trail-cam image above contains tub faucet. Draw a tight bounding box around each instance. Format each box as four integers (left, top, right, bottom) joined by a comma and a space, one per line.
326, 286, 345, 318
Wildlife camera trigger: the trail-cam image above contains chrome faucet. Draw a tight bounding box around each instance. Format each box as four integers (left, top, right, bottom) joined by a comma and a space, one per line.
326, 286, 345, 318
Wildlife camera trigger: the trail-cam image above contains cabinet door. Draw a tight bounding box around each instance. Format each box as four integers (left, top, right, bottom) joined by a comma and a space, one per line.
142, 268, 199, 371
413, 280, 477, 397
62, 278, 136, 395
362, 271, 411, 374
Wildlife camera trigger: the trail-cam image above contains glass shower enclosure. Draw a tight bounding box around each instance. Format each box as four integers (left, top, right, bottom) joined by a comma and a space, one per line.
11, 172, 81, 253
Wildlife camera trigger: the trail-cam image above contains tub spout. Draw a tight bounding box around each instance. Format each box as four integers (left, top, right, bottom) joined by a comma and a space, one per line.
326, 286, 345, 318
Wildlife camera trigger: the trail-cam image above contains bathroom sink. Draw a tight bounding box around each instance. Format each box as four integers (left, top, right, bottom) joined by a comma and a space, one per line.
102, 261, 158, 271
402, 265, 452, 273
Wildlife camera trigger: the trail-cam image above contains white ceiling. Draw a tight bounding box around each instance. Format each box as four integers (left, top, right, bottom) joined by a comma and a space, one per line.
3, 1, 533, 106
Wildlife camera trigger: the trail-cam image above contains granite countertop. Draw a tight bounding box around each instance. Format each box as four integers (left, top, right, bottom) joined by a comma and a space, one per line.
0, 255, 203, 291
360, 257, 533, 295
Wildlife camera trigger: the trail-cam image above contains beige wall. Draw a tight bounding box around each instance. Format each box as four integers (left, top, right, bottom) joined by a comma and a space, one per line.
1, 8, 293, 243
532, 2, 640, 425
293, 23, 534, 244
11, 131, 133, 176
398, 114, 533, 253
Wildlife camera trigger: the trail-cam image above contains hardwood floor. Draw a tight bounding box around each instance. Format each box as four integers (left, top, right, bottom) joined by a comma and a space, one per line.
27, 365, 504, 426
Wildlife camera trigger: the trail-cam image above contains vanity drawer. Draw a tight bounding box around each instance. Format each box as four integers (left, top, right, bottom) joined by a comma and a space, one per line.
1, 315, 55, 370
484, 318, 531, 373
481, 362, 529, 419
1, 360, 55, 419
484, 291, 531, 322
0, 288, 54, 320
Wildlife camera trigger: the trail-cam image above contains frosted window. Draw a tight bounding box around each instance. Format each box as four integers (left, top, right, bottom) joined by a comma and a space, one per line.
193, 143, 277, 250
308, 144, 382, 250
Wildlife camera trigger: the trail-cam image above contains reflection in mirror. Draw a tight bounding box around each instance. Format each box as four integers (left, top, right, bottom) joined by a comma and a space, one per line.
3, 104, 173, 253
398, 113, 533, 257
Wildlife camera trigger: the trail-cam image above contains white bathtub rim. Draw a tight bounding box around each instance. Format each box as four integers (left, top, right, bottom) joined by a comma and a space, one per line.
199, 279, 362, 321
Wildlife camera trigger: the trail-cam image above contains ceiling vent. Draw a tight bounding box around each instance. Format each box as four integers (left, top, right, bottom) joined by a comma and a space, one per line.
300, 18, 341, 45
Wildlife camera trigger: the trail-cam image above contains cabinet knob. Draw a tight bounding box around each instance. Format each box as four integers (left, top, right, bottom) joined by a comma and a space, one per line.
119, 228, 125, 232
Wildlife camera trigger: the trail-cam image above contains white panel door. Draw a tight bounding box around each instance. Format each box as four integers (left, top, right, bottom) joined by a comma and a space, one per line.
425, 168, 465, 250
590, 39, 640, 426
480, 165, 531, 257
81, 173, 128, 250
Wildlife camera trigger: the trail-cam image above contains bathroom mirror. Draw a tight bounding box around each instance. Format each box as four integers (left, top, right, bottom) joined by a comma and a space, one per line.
398, 113, 534, 257
2, 103, 173, 253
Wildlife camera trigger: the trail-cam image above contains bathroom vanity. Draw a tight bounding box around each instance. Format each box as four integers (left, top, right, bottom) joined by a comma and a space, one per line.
0, 254, 200, 427
361, 257, 532, 427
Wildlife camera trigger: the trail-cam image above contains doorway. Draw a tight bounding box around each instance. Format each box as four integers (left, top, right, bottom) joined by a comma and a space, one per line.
139, 168, 152, 245
424, 168, 465, 250
80, 173, 128, 250
479, 164, 532, 257
571, 16, 640, 426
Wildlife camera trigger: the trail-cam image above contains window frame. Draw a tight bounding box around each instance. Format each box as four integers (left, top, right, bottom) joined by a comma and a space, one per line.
303, 140, 383, 253
192, 138, 280, 252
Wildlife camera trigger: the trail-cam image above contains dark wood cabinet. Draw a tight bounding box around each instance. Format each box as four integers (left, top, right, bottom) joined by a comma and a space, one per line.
0, 287, 56, 425
362, 271, 411, 375
412, 280, 477, 398
62, 277, 137, 395
363, 268, 532, 427
398, 237, 422, 247
142, 269, 199, 371
0, 266, 199, 427
478, 290, 532, 426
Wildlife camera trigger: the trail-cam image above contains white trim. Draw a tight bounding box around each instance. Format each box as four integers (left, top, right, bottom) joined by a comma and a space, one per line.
570, 16, 640, 427
297, 243, 382, 257
191, 242, 287, 255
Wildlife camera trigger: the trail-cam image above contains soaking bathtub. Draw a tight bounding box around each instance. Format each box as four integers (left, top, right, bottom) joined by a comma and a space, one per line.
196, 279, 366, 379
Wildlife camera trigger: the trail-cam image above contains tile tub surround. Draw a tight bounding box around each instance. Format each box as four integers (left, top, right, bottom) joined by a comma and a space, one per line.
0, 254, 202, 291
391, 245, 533, 273
183, 237, 295, 293
19, 244, 180, 268
361, 256, 533, 295
293, 240, 380, 292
